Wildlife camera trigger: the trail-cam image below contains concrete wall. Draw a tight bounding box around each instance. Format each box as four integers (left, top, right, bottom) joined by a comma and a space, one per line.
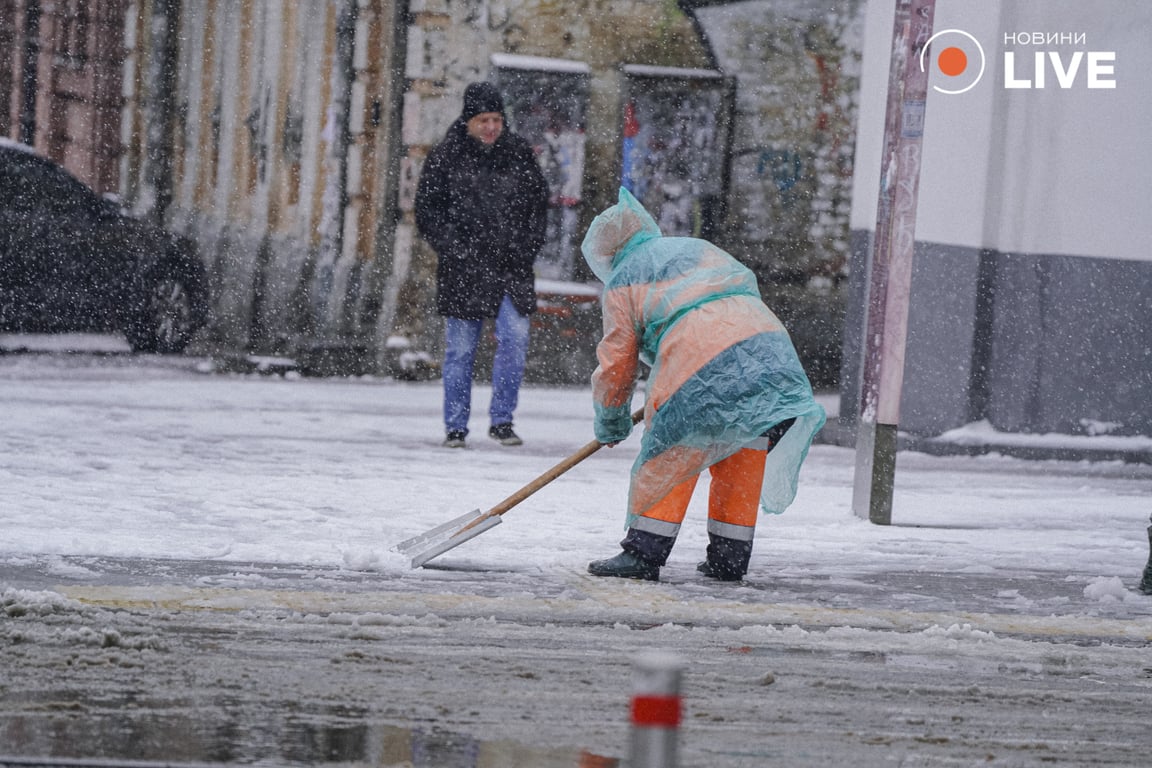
986, 254, 1152, 436
693, 0, 863, 276
692, 0, 865, 389
843, 0, 1152, 436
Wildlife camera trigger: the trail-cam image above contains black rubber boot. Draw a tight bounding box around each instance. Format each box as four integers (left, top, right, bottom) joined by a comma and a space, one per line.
1139, 523, 1152, 596
587, 551, 659, 581
697, 533, 753, 582
620, 528, 676, 565
588, 528, 676, 581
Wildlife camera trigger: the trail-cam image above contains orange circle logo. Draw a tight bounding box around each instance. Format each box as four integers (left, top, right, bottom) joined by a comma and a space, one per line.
920, 29, 986, 94
937, 46, 968, 77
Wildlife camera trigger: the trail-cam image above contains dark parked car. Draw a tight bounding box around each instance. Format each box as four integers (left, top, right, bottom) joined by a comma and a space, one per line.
0, 141, 208, 353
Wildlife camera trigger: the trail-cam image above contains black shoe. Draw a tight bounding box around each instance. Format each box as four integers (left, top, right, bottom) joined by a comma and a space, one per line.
588, 551, 659, 581
488, 423, 523, 446
696, 560, 745, 582
1140, 557, 1152, 595
1140, 527, 1152, 595
443, 430, 466, 448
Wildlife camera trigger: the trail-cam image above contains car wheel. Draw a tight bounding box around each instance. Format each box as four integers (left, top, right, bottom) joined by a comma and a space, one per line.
126, 273, 200, 354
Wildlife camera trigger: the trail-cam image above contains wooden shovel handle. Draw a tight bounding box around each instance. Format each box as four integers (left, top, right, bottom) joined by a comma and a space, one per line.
487, 408, 644, 518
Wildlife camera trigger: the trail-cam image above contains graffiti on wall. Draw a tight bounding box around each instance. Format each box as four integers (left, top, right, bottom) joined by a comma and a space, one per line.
756, 148, 805, 208
620, 67, 733, 239
493, 57, 589, 281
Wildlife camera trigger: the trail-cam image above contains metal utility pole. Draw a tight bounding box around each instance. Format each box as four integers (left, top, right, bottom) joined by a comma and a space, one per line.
852, 0, 937, 525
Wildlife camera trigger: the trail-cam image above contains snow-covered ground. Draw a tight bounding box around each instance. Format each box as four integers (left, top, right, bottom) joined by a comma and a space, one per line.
2, 344, 1151, 766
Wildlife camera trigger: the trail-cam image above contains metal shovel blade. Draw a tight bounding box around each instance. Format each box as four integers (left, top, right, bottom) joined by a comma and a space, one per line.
392, 411, 642, 570
392, 508, 504, 568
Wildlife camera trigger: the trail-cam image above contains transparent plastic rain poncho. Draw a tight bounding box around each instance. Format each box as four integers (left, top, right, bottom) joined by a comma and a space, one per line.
582, 188, 826, 526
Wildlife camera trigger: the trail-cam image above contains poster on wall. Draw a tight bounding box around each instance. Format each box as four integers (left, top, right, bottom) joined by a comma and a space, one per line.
492, 54, 590, 282
621, 65, 735, 239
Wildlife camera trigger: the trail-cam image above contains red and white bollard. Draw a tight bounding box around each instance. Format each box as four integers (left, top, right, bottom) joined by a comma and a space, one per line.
629, 652, 684, 768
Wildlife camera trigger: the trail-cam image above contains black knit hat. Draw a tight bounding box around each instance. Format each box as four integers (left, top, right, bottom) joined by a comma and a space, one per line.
461, 82, 505, 120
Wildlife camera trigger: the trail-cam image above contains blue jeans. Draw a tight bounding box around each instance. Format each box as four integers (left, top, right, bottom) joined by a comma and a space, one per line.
443, 295, 530, 434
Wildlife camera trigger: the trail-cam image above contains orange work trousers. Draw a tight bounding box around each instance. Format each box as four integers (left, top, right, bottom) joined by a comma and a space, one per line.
640, 446, 768, 529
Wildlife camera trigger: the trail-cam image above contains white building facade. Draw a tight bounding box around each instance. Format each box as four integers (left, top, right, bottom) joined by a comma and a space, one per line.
842, 0, 1152, 436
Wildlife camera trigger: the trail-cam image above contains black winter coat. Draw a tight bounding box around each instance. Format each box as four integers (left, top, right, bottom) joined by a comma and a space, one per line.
415, 119, 549, 320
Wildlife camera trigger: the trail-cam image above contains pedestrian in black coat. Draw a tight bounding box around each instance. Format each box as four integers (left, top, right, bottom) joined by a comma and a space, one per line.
415, 82, 549, 448
416, 83, 549, 320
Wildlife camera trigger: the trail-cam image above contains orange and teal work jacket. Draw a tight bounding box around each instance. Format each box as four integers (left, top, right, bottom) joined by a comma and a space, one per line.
582, 188, 827, 526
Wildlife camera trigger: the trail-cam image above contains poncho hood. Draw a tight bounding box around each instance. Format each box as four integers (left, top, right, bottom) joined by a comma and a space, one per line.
581, 187, 662, 283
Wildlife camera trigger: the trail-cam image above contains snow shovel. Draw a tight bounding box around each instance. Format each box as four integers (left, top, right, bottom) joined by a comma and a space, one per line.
395, 409, 644, 568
